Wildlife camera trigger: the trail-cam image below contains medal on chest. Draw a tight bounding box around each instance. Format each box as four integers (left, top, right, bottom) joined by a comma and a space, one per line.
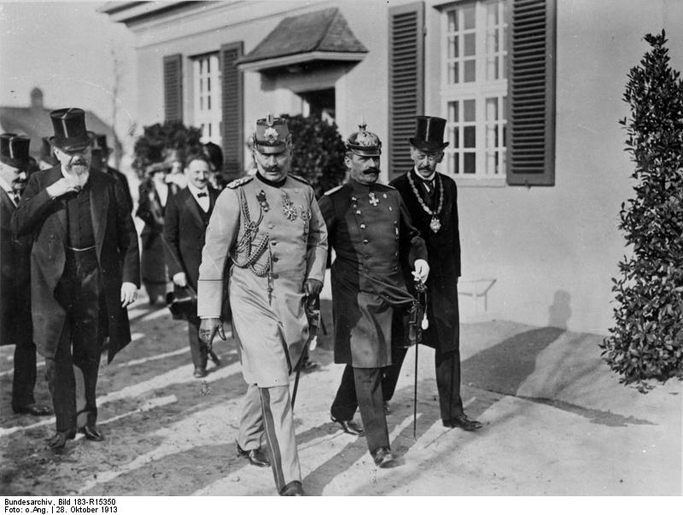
408, 172, 444, 233
281, 190, 297, 221
369, 192, 379, 206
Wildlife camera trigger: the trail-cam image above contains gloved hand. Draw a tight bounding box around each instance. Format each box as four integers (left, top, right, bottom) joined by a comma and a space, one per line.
199, 317, 226, 351
304, 278, 323, 297
412, 259, 430, 284
173, 272, 187, 287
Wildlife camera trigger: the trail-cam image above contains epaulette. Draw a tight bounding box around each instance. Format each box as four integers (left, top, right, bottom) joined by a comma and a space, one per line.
323, 184, 344, 196
289, 174, 310, 186
227, 176, 254, 189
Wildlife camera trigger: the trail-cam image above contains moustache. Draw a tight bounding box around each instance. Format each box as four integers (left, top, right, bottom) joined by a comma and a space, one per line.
264, 166, 281, 174
363, 167, 380, 175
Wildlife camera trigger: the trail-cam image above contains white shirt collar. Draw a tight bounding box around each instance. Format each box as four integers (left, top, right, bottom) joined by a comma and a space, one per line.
413, 167, 436, 182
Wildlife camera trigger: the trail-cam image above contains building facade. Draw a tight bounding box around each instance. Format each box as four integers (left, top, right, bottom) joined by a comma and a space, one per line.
103, 0, 683, 334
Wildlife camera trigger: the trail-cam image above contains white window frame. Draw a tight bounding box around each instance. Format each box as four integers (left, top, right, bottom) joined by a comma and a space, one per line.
440, 0, 508, 186
192, 53, 222, 144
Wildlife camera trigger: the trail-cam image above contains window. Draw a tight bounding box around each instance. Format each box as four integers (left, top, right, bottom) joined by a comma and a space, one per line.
441, 0, 508, 181
192, 53, 222, 143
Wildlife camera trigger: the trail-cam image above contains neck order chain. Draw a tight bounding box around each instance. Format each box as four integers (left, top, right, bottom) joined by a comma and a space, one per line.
408, 171, 444, 233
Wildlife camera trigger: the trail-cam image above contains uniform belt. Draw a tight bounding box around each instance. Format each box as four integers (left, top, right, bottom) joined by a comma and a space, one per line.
66, 245, 96, 252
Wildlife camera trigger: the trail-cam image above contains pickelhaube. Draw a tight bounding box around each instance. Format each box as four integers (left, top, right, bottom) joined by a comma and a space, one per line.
346, 120, 381, 157
253, 114, 291, 155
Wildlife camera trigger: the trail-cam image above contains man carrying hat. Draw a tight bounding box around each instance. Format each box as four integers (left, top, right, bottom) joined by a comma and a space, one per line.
198, 115, 327, 496
1, 133, 52, 418
11, 108, 140, 449
383, 115, 482, 432
318, 122, 429, 468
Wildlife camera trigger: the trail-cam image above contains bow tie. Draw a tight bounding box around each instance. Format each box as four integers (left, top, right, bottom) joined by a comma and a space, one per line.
197, 192, 208, 198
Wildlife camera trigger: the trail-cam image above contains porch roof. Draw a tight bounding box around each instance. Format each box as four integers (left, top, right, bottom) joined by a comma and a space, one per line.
237, 8, 368, 73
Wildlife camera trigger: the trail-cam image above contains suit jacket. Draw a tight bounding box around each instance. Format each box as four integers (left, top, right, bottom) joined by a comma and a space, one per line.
163, 186, 218, 290
106, 166, 133, 213
11, 166, 140, 363
389, 169, 461, 353
318, 178, 427, 367
0, 189, 31, 347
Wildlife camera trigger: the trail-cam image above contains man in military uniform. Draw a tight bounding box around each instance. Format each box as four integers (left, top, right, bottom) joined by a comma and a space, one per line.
384, 116, 482, 432
197, 115, 328, 496
318, 122, 429, 468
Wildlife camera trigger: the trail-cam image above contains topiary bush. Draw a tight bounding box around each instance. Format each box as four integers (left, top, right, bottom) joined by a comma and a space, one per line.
282, 113, 347, 198
601, 31, 683, 392
132, 121, 203, 179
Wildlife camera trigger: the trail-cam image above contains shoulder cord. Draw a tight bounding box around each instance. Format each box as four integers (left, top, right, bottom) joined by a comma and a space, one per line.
230, 187, 274, 302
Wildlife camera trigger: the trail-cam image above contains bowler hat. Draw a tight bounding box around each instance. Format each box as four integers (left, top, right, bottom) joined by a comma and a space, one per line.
346, 121, 382, 157
39, 137, 58, 166
253, 114, 291, 155
48, 108, 94, 152
0, 133, 31, 169
409, 116, 449, 152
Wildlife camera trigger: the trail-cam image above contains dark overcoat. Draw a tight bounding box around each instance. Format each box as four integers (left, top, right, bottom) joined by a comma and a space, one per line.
389, 169, 461, 354
1, 189, 32, 347
162, 186, 218, 289
106, 165, 133, 212
11, 166, 140, 363
136, 179, 179, 289
318, 179, 427, 368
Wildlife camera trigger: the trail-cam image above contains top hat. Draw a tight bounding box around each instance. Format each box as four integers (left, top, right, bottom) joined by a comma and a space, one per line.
90, 133, 111, 155
346, 120, 382, 157
253, 114, 291, 155
49, 108, 94, 152
0, 133, 31, 169
409, 116, 449, 152
39, 137, 58, 166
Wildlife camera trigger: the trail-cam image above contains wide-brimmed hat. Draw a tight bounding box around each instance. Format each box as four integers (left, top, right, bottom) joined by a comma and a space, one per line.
39, 137, 58, 166
48, 107, 94, 152
409, 116, 449, 152
0, 133, 31, 169
253, 114, 290, 155
346, 121, 382, 157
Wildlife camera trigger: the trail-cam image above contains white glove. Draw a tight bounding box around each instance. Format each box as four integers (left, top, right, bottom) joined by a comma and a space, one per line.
173, 272, 188, 287
412, 259, 430, 284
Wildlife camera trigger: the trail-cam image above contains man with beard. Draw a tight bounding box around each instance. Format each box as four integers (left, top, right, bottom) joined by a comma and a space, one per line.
318, 122, 429, 468
383, 116, 482, 432
12, 108, 139, 449
198, 115, 327, 495
1, 133, 52, 418
163, 152, 220, 378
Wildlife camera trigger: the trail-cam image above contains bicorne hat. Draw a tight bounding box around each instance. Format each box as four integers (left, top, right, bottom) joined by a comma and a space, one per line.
253, 114, 291, 155
48, 108, 94, 152
0, 133, 31, 169
409, 116, 449, 152
346, 121, 382, 157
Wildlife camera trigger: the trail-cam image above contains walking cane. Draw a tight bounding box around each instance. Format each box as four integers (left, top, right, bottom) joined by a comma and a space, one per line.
292, 294, 320, 409
412, 279, 428, 440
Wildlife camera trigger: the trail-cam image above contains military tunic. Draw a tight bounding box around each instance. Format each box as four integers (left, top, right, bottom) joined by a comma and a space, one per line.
197, 174, 328, 388
318, 178, 427, 368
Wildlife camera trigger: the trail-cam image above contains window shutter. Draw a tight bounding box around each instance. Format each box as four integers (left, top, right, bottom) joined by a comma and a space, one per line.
163, 54, 183, 123
507, 0, 556, 186
389, 2, 425, 179
221, 42, 244, 180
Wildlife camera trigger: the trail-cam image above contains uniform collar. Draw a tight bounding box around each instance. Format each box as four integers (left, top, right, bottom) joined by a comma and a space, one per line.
256, 171, 287, 188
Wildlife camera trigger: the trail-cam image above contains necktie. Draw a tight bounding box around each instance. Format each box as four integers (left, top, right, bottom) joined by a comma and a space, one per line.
197, 192, 208, 198
10, 190, 21, 205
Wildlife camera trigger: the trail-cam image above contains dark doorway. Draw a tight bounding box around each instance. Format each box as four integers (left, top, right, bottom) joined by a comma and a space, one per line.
299, 88, 335, 122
